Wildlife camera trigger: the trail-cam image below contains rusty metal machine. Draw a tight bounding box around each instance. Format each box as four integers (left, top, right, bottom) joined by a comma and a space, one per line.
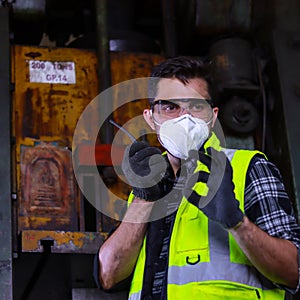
9, 37, 163, 298
12, 44, 163, 250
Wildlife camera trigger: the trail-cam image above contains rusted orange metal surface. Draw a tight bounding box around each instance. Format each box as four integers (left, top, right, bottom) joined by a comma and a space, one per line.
110, 52, 164, 147
12, 45, 100, 234
12, 45, 100, 161
21, 230, 106, 253
12, 45, 164, 251
20, 143, 77, 231
75, 144, 126, 166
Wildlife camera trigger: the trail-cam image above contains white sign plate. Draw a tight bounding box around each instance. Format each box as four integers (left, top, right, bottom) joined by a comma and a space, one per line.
29, 60, 76, 84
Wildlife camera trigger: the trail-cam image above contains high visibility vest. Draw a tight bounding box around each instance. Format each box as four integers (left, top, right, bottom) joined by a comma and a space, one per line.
128, 137, 285, 300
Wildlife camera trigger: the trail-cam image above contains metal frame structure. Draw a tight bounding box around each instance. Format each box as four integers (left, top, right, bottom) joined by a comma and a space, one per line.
272, 29, 300, 219
0, 6, 13, 300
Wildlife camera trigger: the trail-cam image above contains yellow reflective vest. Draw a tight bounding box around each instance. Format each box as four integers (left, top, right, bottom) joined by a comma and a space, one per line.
128, 136, 285, 300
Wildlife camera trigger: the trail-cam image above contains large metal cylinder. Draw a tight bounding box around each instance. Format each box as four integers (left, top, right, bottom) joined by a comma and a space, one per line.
194, 0, 252, 36
221, 96, 259, 134
209, 37, 256, 89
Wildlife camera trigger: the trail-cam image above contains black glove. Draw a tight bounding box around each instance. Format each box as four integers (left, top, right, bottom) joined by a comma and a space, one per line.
121, 141, 174, 201
182, 147, 244, 229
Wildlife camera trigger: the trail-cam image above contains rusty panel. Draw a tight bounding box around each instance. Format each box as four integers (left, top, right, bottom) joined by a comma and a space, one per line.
110, 52, 164, 145
12, 47, 163, 167
12, 47, 163, 150
21, 230, 106, 253
19, 143, 77, 231
12, 45, 164, 237
12, 45, 99, 149
111, 52, 164, 85
12, 45, 100, 233
76, 144, 125, 166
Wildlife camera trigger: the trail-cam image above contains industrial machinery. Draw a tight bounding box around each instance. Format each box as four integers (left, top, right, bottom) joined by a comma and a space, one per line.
1, 0, 300, 299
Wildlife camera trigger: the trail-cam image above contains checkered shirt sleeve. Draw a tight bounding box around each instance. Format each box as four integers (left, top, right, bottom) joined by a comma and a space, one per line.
244, 156, 300, 294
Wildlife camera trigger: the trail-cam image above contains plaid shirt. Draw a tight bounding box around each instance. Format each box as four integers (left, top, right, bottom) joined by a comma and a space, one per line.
245, 156, 300, 294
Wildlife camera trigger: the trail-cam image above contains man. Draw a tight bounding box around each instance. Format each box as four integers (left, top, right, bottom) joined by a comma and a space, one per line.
95, 56, 300, 299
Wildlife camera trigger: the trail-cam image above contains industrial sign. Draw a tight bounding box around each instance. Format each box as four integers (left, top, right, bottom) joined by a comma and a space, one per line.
29, 60, 76, 84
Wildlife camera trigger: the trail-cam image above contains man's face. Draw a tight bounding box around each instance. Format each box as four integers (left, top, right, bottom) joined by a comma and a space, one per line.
144, 78, 219, 131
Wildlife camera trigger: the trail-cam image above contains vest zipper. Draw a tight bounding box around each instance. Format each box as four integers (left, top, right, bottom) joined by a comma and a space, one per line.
255, 289, 261, 299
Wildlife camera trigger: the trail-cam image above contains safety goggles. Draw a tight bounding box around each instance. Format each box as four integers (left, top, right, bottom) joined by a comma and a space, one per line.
150, 98, 214, 124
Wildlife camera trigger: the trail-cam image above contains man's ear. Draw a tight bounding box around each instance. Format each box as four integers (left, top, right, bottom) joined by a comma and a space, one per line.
212, 107, 219, 127
143, 109, 156, 130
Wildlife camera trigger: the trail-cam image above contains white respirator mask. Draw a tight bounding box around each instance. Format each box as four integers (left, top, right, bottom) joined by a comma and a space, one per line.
158, 114, 212, 159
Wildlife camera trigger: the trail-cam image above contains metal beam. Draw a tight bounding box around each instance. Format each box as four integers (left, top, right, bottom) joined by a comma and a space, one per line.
0, 6, 13, 300
95, 0, 114, 144
272, 29, 300, 219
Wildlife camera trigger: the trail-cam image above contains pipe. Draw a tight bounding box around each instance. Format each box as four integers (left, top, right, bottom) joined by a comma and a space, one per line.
162, 0, 178, 57
95, 0, 114, 144
255, 54, 267, 152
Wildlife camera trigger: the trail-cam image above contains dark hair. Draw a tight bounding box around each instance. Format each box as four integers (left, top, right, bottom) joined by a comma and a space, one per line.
148, 56, 213, 104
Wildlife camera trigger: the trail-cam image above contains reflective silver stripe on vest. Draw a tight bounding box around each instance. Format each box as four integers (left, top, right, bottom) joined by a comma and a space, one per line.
168, 218, 276, 290
223, 148, 236, 161
129, 291, 141, 300
168, 260, 274, 289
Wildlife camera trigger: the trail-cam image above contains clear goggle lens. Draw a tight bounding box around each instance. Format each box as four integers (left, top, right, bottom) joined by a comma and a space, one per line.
151, 98, 213, 124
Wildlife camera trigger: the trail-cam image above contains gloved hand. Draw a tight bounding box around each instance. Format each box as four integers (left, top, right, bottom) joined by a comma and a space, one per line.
182, 147, 244, 229
121, 141, 174, 201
